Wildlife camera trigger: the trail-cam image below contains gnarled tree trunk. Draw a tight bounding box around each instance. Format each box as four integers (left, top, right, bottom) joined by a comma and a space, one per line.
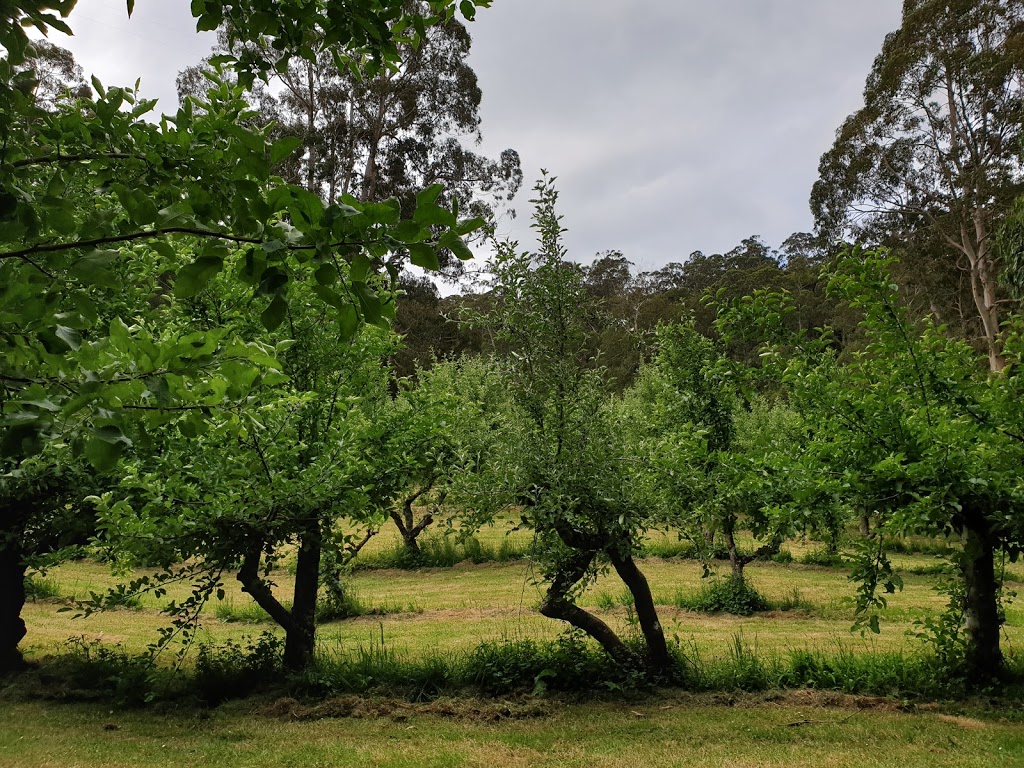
609, 550, 671, 676
538, 549, 635, 668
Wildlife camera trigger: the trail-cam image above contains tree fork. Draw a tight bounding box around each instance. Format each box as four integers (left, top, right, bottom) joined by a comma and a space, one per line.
539, 551, 635, 668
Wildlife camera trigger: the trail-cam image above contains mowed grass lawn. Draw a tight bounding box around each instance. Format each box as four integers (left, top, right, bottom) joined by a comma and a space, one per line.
18, 524, 1024, 663
9, 527, 1024, 767
2, 692, 1024, 768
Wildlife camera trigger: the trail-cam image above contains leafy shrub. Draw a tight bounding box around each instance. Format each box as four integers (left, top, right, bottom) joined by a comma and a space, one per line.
674, 577, 769, 616
194, 632, 284, 703
55, 638, 173, 706
780, 648, 956, 698
358, 534, 530, 570
799, 548, 847, 567
468, 631, 642, 695
770, 548, 794, 564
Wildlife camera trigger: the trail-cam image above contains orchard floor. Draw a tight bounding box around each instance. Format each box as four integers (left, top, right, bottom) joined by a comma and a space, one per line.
18, 540, 1024, 663
2, 691, 1024, 767
8, 530, 1024, 766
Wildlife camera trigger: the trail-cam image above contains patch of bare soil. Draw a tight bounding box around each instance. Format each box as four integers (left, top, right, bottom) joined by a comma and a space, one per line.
256, 695, 553, 723
936, 714, 989, 729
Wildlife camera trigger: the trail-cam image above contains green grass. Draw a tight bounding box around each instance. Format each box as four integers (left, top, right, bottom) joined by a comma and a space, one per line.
2, 694, 1024, 768
10, 533, 1024, 766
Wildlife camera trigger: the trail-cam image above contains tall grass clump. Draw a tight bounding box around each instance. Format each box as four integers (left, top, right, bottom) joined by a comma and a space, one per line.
194, 633, 285, 703
23, 574, 62, 601
295, 640, 461, 702
674, 577, 769, 616
357, 534, 529, 570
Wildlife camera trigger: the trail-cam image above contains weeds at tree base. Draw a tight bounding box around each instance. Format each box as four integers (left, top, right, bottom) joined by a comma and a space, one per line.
799, 548, 848, 567
16, 629, 1023, 709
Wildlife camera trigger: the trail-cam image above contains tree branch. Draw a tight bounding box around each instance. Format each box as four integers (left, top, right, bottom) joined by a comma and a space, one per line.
0, 228, 368, 261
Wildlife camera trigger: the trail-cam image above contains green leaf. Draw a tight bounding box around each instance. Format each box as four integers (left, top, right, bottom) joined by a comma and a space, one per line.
314, 263, 338, 286
70, 250, 119, 285
438, 231, 474, 261
408, 243, 440, 271
416, 184, 445, 208
174, 256, 224, 298
353, 282, 383, 325
457, 216, 488, 236
261, 295, 288, 330
349, 254, 371, 283
270, 136, 304, 165
55, 325, 82, 350
338, 304, 359, 341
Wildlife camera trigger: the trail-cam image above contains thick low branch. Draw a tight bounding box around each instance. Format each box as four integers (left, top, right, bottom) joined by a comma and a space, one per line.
236, 548, 295, 633
539, 550, 635, 667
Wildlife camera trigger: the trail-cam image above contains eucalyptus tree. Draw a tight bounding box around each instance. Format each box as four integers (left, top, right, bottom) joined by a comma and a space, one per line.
180, 2, 521, 275
811, 0, 1024, 371
0, 0, 489, 671
479, 177, 672, 676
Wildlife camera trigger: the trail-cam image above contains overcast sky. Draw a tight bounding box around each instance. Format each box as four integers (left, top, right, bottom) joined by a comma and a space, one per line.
50, 1, 903, 279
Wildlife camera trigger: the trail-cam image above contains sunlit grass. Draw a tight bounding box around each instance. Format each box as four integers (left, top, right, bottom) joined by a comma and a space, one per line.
22, 535, 1024, 666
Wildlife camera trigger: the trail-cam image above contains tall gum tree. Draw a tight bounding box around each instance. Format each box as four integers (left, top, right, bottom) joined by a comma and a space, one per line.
179, 4, 521, 273
812, 0, 1024, 371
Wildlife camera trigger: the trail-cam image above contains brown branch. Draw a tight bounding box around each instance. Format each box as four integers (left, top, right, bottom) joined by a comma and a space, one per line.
12, 152, 140, 168
0, 228, 369, 261
236, 547, 295, 632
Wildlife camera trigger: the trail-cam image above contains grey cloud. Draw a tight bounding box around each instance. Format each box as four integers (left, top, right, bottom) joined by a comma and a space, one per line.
53, 0, 903, 277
